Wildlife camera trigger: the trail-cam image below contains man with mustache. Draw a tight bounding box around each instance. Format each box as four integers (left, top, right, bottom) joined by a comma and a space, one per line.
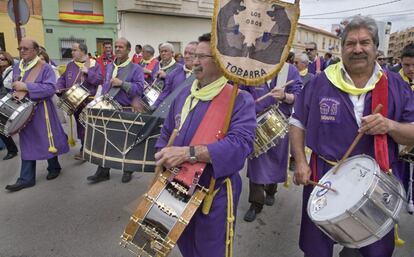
305, 41, 326, 74
290, 16, 414, 257
155, 33, 256, 257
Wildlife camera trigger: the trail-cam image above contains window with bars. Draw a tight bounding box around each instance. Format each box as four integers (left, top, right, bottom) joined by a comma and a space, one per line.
60, 38, 85, 59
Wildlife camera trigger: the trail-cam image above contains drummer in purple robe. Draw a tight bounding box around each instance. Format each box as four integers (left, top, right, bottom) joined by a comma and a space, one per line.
148, 43, 184, 111
56, 42, 103, 160
155, 33, 256, 257
86, 37, 144, 184
5, 38, 69, 192
290, 16, 414, 257
241, 63, 302, 222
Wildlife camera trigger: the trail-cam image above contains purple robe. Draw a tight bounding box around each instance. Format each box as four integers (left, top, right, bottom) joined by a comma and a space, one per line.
292, 71, 414, 257
102, 62, 144, 106
308, 56, 326, 75
152, 63, 186, 108
56, 61, 103, 141
242, 64, 302, 184
13, 63, 69, 160
155, 84, 256, 257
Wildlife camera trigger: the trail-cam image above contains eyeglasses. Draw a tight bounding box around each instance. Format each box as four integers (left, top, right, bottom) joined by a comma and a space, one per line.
0, 58, 6, 61
377, 58, 385, 61
305, 48, 315, 52
17, 47, 34, 52
193, 53, 213, 60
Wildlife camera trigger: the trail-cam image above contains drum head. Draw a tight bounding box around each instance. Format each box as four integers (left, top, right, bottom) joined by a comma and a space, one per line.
308, 155, 378, 222
7, 102, 35, 134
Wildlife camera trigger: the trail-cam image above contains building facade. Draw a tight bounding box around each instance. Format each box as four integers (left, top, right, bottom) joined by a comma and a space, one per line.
293, 23, 341, 57
388, 27, 414, 59
42, 0, 117, 61
117, 0, 213, 55
0, 0, 44, 57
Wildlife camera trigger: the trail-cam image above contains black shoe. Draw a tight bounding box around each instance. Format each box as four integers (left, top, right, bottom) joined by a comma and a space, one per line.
244, 208, 258, 222
5, 182, 34, 192
3, 152, 17, 160
87, 174, 110, 183
121, 172, 132, 183
46, 172, 60, 180
265, 195, 275, 206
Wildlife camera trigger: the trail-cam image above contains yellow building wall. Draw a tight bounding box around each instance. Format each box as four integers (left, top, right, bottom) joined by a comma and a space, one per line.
0, 14, 45, 57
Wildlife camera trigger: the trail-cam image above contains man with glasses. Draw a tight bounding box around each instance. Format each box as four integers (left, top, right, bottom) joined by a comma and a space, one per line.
5, 38, 69, 192
290, 16, 414, 257
305, 42, 326, 74
376, 50, 389, 71
56, 42, 103, 160
154, 33, 256, 257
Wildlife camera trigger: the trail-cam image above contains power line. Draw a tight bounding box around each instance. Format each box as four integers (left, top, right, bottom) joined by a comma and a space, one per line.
300, 11, 414, 20
301, 0, 402, 17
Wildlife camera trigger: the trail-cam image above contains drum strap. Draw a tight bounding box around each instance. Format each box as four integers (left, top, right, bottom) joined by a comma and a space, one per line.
172, 85, 234, 188
371, 73, 390, 171
107, 62, 134, 98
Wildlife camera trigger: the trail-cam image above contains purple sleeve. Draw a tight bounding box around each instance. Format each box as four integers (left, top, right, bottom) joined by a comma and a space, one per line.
394, 75, 414, 123
207, 90, 256, 179
55, 69, 67, 91
292, 75, 317, 127
153, 67, 186, 108
124, 65, 144, 98
26, 65, 57, 101
85, 63, 103, 86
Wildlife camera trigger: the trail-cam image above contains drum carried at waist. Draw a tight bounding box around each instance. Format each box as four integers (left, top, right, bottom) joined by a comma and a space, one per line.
250, 104, 288, 158
83, 109, 162, 172
0, 93, 35, 136
139, 81, 162, 113
79, 95, 122, 127
399, 144, 414, 163
57, 84, 90, 116
120, 169, 207, 257
307, 155, 406, 248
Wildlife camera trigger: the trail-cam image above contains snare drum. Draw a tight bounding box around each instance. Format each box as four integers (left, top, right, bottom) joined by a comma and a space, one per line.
250, 105, 288, 158
0, 93, 35, 136
120, 170, 207, 257
308, 155, 406, 248
139, 85, 162, 112
57, 84, 90, 115
79, 95, 122, 126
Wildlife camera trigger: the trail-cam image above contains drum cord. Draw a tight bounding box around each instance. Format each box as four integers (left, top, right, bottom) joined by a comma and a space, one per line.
43, 101, 58, 153
408, 163, 414, 214
68, 115, 76, 147
225, 178, 234, 257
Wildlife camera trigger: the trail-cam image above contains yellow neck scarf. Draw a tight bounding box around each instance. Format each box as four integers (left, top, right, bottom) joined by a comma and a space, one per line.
74, 58, 96, 69
183, 65, 192, 77
299, 68, 308, 77
325, 62, 382, 96
140, 57, 155, 65
160, 58, 176, 71
179, 76, 228, 130
112, 58, 131, 79
399, 68, 414, 90
19, 56, 40, 78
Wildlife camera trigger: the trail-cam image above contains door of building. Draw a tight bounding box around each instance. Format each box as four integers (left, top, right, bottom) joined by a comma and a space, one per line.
96, 38, 113, 57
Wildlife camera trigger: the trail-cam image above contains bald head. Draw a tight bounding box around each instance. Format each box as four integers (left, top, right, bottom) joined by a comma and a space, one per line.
19, 38, 40, 62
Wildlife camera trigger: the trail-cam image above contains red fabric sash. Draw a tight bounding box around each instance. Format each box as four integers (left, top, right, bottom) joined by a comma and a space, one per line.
173, 84, 234, 187
372, 73, 389, 171
316, 56, 321, 74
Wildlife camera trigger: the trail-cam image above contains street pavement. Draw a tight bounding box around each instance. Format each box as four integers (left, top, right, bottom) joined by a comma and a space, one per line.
0, 136, 413, 257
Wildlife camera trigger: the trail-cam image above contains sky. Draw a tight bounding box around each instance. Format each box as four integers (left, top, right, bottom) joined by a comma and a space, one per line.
293, 0, 413, 33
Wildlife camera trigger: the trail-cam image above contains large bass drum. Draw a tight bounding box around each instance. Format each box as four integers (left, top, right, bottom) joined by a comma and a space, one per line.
307, 155, 406, 248
0, 93, 35, 136
83, 109, 162, 172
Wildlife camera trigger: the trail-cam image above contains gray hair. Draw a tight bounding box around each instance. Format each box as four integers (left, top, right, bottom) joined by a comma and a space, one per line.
77, 42, 88, 54
341, 15, 379, 48
160, 42, 174, 53
296, 53, 309, 63
142, 44, 155, 55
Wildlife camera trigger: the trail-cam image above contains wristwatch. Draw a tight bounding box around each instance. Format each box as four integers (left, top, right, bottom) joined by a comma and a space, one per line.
189, 146, 197, 164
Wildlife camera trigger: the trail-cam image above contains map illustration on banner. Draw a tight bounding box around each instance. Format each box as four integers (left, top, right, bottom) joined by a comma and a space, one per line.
212, 0, 300, 86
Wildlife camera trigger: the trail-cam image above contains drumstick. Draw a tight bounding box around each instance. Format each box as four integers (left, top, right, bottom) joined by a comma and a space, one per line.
333, 104, 383, 174
308, 180, 337, 193
149, 128, 178, 187
255, 80, 294, 103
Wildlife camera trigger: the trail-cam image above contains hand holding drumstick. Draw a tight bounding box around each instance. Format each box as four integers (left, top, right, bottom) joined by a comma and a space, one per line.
255, 80, 294, 103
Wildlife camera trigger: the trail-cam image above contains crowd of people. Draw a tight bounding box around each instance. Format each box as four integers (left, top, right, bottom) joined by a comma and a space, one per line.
0, 14, 414, 257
